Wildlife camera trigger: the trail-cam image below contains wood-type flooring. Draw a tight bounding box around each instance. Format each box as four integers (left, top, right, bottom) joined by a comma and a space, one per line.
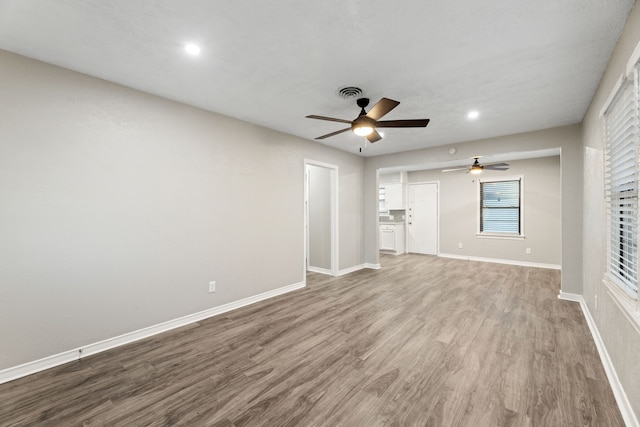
0, 254, 625, 426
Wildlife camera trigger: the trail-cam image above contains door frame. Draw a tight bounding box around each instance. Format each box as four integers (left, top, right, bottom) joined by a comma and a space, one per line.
304, 159, 339, 277
407, 181, 440, 255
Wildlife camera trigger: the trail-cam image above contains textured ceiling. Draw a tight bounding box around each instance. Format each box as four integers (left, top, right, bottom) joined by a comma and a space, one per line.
0, 0, 635, 157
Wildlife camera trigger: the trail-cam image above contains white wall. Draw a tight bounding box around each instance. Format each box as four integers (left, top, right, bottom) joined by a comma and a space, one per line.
408, 156, 561, 265
365, 124, 583, 293
0, 49, 365, 371
581, 1, 640, 420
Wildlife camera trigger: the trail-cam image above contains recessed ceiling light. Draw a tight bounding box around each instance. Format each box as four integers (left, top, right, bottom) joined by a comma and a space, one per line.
467, 110, 480, 120
185, 43, 201, 55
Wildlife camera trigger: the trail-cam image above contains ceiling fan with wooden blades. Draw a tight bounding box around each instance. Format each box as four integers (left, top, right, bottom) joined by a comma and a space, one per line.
442, 156, 510, 175
306, 97, 430, 143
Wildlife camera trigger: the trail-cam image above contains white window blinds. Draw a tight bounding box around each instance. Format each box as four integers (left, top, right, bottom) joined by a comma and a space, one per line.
605, 70, 639, 297
480, 179, 521, 234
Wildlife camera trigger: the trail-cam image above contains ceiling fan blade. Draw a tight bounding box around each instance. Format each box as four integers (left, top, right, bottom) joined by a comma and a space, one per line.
366, 130, 382, 143
376, 119, 430, 128
484, 163, 510, 171
441, 167, 468, 173
315, 127, 351, 140
306, 115, 352, 124
366, 98, 400, 121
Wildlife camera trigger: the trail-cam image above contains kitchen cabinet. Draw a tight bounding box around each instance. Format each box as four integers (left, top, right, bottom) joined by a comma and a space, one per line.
384, 183, 404, 210
380, 172, 407, 211
379, 223, 406, 255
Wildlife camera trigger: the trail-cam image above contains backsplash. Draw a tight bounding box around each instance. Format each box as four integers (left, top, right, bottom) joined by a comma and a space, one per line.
380, 209, 406, 223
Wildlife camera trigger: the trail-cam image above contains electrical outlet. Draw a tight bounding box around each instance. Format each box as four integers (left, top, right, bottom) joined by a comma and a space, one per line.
458, 243, 463, 249
208, 281, 216, 293
595, 294, 598, 309
526, 248, 532, 255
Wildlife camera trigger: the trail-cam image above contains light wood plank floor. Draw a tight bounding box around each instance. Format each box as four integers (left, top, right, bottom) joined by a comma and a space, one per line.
0, 254, 624, 426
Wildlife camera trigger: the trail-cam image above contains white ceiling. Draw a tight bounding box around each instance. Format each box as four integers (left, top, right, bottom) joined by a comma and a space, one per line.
0, 1, 635, 157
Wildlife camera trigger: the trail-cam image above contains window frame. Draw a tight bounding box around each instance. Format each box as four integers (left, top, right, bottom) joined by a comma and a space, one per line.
602, 54, 640, 332
476, 175, 525, 240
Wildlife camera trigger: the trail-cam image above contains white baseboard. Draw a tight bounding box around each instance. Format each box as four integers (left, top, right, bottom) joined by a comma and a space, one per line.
306, 264, 383, 277
337, 264, 364, 276
307, 263, 382, 278
337, 263, 381, 276
0, 281, 306, 385
558, 293, 639, 427
379, 250, 405, 256
438, 253, 467, 260
439, 253, 561, 270
557, 291, 584, 303
307, 266, 332, 275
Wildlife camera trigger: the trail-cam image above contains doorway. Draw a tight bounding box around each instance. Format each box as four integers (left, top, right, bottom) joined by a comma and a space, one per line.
304, 160, 338, 276
407, 182, 439, 255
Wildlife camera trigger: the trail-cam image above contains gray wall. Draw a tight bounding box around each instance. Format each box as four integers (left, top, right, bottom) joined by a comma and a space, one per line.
365, 124, 583, 293
308, 165, 331, 270
408, 156, 561, 265
0, 49, 365, 370
581, 1, 640, 419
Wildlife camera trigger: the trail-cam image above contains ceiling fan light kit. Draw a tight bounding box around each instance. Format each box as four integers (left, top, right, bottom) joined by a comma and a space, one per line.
306, 97, 429, 145
469, 157, 484, 174
352, 100, 377, 136
353, 125, 374, 136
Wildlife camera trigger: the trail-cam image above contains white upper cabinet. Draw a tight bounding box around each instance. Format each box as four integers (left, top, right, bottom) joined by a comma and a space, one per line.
379, 172, 407, 210
385, 184, 404, 210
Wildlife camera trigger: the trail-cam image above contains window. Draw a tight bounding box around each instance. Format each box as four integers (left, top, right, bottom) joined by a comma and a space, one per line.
604, 67, 639, 299
479, 178, 522, 236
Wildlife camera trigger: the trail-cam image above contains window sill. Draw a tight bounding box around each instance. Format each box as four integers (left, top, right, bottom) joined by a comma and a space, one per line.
603, 275, 640, 336
476, 233, 525, 241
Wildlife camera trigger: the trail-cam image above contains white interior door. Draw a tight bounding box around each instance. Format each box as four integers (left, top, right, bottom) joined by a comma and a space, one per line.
407, 183, 438, 255
304, 161, 338, 276
307, 165, 331, 271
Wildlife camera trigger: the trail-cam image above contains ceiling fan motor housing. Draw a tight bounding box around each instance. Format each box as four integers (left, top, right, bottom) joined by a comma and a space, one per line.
356, 97, 370, 108
356, 98, 370, 117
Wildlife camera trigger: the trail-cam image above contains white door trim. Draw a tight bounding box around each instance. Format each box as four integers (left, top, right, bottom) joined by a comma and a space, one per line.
304, 159, 339, 277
